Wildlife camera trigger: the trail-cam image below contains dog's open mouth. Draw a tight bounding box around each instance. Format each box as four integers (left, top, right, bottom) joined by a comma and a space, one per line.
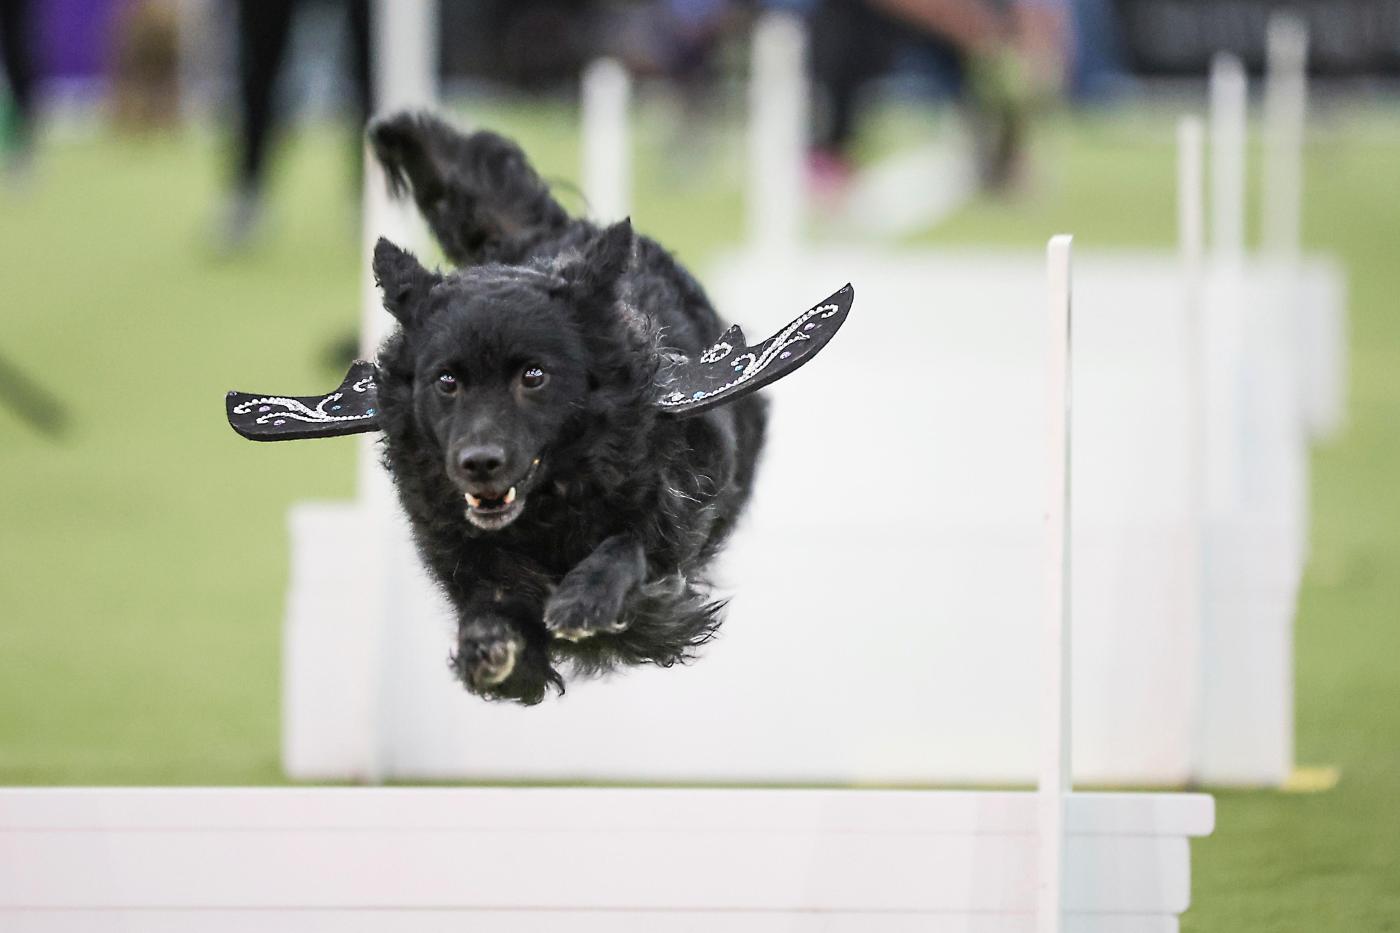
462, 458, 540, 531
464, 486, 523, 529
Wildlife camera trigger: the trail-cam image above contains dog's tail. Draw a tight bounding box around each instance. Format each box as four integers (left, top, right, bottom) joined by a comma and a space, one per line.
367, 111, 570, 267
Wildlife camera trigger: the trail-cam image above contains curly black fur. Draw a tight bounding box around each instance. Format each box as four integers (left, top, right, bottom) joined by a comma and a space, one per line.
367, 112, 767, 705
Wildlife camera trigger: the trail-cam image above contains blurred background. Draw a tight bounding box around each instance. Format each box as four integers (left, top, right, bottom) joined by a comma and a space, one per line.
2, 0, 1399, 929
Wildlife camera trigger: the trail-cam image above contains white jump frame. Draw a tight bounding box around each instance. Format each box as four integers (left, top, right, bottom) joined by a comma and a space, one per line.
0, 16, 1217, 924
0, 237, 1213, 929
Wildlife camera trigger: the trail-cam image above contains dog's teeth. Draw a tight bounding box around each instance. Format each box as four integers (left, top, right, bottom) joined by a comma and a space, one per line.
465, 493, 481, 508
505, 487, 517, 505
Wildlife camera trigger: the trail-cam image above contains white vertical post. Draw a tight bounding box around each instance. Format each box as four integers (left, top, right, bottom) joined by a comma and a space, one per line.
1037, 235, 1074, 933
362, 0, 439, 359
747, 12, 808, 258
1178, 117, 1207, 781
1179, 119, 1206, 295
581, 58, 632, 223
358, 0, 439, 782
1209, 53, 1247, 269
1263, 13, 1308, 259
361, 0, 439, 495
1207, 53, 1247, 512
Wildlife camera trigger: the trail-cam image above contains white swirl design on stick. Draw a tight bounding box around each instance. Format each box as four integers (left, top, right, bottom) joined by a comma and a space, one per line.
658, 301, 839, 408
699, 341, 733, 364
232, 387, 376, 427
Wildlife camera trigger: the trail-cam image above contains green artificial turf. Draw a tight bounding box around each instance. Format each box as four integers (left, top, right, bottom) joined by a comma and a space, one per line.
1, 101, 1398, 928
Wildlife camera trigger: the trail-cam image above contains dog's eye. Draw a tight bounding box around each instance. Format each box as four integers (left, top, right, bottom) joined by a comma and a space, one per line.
521, 365, 548, 390
436, 371, 458, 394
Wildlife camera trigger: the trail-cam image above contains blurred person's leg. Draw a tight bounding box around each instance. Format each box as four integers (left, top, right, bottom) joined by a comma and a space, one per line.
810, 0, 1010, 162
345, 0, 372, 184
321, 0, 374, 365
1011, 0, 1069, 91
809, 0, 902, 190
222, 0, 297, 247
867, 0, 1070, 82
111, 0, 183, 130
867, 0, 1006, 54
237, 0, 297, 192
1065, 0, 1127, 97
0, 0, 36, 171
962, 0, 1068, 189
820, 0, 1068, 193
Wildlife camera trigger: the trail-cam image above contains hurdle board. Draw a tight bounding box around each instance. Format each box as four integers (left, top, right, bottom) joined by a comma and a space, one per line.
282, 247, 1338, 787
0, 787, 1212, 933
282, 15, 1345, 786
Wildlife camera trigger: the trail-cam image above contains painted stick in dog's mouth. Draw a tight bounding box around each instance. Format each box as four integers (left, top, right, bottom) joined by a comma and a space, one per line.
462, 458, 540, 531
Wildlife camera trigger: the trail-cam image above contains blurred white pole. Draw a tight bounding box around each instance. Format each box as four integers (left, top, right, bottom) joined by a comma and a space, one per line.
1037, 235, 1074, 933
1209, 54, 1247, 269
1177, 117, 1207, 781
361, 0, 439, 358
581, 59, 632, 223
1207, 53, 1246, 511
747, 13, 808, 258
358, 0, 439, 783
360, 0, 438, 482
1263, 13, 1308, 260
1179, 118, 1206, 310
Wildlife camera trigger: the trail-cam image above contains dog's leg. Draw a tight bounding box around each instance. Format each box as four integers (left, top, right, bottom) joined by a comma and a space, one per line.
452, 610, 559, 705
543, 535, 647, 642
367, 111, 570, 267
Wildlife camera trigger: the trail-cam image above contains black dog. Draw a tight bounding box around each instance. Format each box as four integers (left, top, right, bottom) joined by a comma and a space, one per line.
366, 113, 767, 704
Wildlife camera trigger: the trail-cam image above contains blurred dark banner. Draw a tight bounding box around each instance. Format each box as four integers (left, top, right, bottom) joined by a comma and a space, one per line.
1116, 0, 1400, 75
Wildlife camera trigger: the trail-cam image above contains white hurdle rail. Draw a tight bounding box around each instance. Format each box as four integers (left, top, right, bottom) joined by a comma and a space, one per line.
0, 788, 1211, 932
0, 239, 1213, 931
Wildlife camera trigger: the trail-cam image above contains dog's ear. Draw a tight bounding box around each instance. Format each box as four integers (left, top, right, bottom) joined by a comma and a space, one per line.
373, 237, 440, 327
565, 219, 633, 310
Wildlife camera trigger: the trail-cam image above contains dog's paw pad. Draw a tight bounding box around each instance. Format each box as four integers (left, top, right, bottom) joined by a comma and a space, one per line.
453, 628, 521, 690
475, 639, 519, 686
543, 592, 629, 641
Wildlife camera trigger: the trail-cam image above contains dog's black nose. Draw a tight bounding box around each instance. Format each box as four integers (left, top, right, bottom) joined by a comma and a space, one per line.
457, 445, 507, 481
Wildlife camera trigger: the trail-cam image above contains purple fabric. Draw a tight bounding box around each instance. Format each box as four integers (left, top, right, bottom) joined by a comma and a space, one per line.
38, 0, 126, 79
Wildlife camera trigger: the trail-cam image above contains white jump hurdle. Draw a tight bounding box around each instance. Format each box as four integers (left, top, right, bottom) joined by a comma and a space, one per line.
269, 5, 1336, 823
0, 238, 1213, 932
284, 95, 1340, 785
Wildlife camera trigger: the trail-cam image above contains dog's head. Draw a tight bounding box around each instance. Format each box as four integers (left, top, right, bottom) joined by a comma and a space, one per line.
374, 221, 645, 531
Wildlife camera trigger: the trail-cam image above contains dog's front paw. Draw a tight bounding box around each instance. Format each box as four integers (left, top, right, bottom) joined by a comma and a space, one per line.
452, 617, 523, 689
451, 617, 557, 705
544, 575, 629, 642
